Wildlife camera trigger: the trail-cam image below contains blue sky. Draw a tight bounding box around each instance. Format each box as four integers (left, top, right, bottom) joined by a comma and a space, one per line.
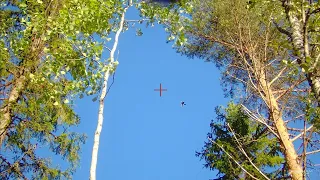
72, 8, 227, 180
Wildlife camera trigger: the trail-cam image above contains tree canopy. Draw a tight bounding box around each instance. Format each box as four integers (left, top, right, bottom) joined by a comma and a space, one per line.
0, 0, 120, 178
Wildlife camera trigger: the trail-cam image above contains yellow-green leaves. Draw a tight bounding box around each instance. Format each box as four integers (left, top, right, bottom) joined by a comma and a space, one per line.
64, 99, 70, 104
0, 0, 121, 178
137, 0, 191, 47
29, 73, 35, 79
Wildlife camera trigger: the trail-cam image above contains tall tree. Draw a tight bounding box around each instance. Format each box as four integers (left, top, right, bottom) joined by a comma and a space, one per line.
0, 0, 118, 178
89, 1, 127, 179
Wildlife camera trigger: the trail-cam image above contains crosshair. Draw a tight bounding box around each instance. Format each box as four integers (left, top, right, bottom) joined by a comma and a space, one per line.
154, 83, 167, 97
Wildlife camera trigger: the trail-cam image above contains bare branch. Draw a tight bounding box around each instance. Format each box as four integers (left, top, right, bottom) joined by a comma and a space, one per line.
309, 53, 320, 72
303, 118, 307, 179
241, 104, 280, 139
125, 18, 149, 22
271, 19, 292, 40
291, 125, 314, 142
287, 127, 304, 132
306, 149, 320, 156
269, 66, 287, 87
275, 78, 306, 101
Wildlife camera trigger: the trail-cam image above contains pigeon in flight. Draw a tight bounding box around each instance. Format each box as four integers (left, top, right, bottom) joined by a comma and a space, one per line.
181, 101, 186, 107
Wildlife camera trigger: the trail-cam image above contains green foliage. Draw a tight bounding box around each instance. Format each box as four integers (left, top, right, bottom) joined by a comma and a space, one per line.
0, 0, 120, 179
196, 103, 285, 179
137, 0, 191, 46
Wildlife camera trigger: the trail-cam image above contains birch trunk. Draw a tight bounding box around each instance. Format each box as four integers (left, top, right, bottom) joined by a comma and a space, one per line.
284, 0, 320, 104
89, 7, 128, 180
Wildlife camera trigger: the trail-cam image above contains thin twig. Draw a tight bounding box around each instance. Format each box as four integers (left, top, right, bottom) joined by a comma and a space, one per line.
125, 18, 149, 22
241, 104, 280, 139
291, 125, 313, 142
106, 72, 115, 96
268, 66, 287, 86
306, 149, 320, 155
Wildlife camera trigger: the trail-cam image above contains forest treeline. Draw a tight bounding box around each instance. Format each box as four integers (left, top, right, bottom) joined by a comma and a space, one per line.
0, 0, 319, 179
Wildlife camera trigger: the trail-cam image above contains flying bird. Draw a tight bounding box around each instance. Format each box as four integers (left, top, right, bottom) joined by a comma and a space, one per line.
181, 101, 186, 107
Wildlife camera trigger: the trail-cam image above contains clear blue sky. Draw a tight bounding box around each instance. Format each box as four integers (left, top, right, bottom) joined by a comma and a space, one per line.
72, 8, 227, 180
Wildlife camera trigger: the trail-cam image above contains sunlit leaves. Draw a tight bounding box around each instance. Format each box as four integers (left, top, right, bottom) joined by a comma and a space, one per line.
137, 0, 192, 46
0, 0, 121, 179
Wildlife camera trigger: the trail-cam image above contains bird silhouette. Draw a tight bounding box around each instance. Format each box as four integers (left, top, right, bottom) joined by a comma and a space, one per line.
181, 101, 186, 107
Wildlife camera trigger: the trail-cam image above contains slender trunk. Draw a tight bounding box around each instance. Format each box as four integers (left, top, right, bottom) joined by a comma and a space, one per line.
89, 7, 128, 180
303, 120, 307, 180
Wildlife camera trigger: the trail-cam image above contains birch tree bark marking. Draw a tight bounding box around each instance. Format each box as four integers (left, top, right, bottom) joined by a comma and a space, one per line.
284, 0, 320, 104
89, 7, 129, 180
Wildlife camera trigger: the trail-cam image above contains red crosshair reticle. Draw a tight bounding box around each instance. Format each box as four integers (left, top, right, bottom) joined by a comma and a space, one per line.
154, 83, 167, 97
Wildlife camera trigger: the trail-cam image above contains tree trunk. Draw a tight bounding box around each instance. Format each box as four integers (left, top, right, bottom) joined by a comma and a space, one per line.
89, 7, 128, 180
89, 70, 111, 180
284, 0, 320, 104
0, 74, 26, 147
0, 35, 44, 147
257, 65, 303, 180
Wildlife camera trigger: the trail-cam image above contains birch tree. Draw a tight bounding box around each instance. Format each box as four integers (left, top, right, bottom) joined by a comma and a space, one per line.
89, 1, 129, 179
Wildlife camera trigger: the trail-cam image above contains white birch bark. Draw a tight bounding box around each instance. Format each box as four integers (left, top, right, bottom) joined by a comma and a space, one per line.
284, 0, 320, 104
89, 7, 129, 180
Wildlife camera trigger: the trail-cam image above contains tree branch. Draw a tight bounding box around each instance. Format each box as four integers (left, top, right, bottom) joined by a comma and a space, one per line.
291, 125, 313, 142
271, 19, 292, 40
269, 66, 287, 87
241, 104, 280, 139
306, 149, 320, 155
